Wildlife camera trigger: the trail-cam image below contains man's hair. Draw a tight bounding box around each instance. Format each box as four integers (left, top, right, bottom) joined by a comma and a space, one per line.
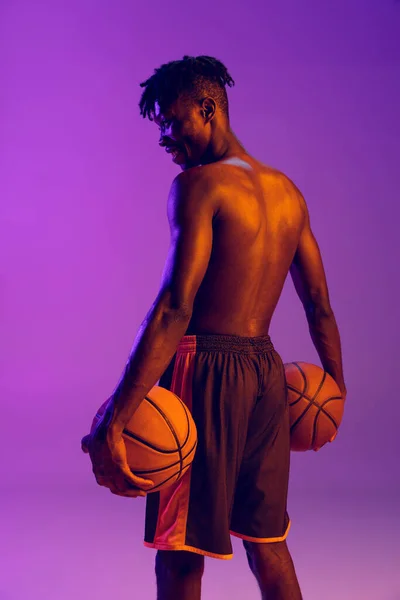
139, 55, 235, 121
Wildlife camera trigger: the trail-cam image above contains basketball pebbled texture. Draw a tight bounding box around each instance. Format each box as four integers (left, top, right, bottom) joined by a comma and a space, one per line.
284, 362, 345, 452
91, 386, 198, 492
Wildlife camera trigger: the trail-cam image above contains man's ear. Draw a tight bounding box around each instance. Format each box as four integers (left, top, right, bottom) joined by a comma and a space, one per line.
201, 98, 216, 122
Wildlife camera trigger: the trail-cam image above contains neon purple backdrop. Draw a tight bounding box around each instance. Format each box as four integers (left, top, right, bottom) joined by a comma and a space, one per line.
1, 1, 399, 598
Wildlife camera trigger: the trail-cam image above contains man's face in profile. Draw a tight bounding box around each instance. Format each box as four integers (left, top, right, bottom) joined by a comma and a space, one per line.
154, 99, 210, 171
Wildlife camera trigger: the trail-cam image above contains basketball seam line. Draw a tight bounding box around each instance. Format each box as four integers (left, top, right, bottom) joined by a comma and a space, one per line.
149, 461, 193, 493
289, 362, 315, 431
169, 391, 192, 450
288, 363, 341, 445
122, 430, 178, 453
287, 384, 342, 428
122, 396, 189, 457
311, 371, 327, 447
144, 395, 184, 479
133, 439, 197, 475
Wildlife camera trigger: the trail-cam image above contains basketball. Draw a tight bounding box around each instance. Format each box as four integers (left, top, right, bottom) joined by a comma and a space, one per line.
284, 362, 345, 452
91, 386, 198, 492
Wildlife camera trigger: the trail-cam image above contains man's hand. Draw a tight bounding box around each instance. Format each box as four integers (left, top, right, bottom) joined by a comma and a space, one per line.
328, 387, 347, 444
81, 402, 154, 498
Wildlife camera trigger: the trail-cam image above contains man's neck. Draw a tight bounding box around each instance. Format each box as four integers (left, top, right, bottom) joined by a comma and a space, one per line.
203, 130, 247, 165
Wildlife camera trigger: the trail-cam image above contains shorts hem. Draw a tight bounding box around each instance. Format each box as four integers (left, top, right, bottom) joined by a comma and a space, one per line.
230, 519, 291, 543
144, 541, 233, 560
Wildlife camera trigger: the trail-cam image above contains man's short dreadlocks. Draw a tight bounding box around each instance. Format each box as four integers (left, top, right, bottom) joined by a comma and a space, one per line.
139, 55, 235, 121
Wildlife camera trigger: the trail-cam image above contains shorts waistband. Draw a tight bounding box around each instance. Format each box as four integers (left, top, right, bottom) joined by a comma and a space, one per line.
177, 334, 275, 354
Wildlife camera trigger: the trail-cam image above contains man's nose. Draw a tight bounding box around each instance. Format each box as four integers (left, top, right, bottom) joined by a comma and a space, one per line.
159, 135, 171, 147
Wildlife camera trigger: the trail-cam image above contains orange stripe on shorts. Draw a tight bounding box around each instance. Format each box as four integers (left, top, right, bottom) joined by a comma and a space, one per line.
153, 343, 196, 547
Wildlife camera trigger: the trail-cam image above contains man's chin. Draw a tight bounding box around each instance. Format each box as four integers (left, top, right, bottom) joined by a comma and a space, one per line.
171, 152, 186, 167
175, 157, 191, 171
178, 158, 201, 171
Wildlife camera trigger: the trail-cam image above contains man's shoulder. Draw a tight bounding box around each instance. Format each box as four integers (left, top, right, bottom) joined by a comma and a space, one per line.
260, 165, 296, 188
264, 168, 303, 203
171, 162, 301, 201
167, 167, 220, 220
170, 166, 221, 204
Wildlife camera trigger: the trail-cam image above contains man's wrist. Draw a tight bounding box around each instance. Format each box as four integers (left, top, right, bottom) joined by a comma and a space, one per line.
106, 402, 126, 435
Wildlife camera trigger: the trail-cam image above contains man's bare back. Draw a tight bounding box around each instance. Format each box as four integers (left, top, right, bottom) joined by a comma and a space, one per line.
83, 55, 346, 600
186, 155, 304, 337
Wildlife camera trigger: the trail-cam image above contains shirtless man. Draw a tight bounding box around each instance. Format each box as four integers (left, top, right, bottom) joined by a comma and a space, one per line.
81, 55, 346, 600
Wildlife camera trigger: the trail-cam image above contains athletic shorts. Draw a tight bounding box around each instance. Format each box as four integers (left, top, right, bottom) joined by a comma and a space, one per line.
144, 333, 291, 560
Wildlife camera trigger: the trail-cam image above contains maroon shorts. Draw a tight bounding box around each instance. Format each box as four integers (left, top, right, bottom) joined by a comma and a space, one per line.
144, 333, 291, 560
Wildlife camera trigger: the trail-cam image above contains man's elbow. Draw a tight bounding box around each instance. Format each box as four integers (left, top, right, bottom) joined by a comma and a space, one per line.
304, 296, 333, 321
160, 306, 192, 328
158, 297, 192, 322
155, 286, 194, 323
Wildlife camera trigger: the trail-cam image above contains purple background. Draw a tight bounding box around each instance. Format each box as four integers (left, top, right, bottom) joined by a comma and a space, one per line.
1, 1, 399, 598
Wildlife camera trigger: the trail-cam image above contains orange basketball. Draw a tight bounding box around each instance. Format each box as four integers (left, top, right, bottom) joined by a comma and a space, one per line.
91, 386, 197, 492
284, 362, 345, 452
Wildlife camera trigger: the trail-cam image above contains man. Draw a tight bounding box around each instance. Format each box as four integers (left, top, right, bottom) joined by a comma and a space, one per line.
81, 55, 346, 600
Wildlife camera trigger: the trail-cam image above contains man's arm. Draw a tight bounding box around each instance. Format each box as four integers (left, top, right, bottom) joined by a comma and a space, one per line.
289, 194, 347, 397
108, 170, 215, 433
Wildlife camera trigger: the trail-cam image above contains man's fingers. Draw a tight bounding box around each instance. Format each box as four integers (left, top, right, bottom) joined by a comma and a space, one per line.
109, 487, 147, 498
124, 470, 154, 490
111, 458, 154, 489
95, 475, 108, 487
95, 475, 147, 497
84, 428, 154, 493
94, 470, 150, 495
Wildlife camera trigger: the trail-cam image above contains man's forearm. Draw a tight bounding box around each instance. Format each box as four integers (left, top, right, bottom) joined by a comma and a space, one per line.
108, 302, 191, 434
306, 308, 346, 395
